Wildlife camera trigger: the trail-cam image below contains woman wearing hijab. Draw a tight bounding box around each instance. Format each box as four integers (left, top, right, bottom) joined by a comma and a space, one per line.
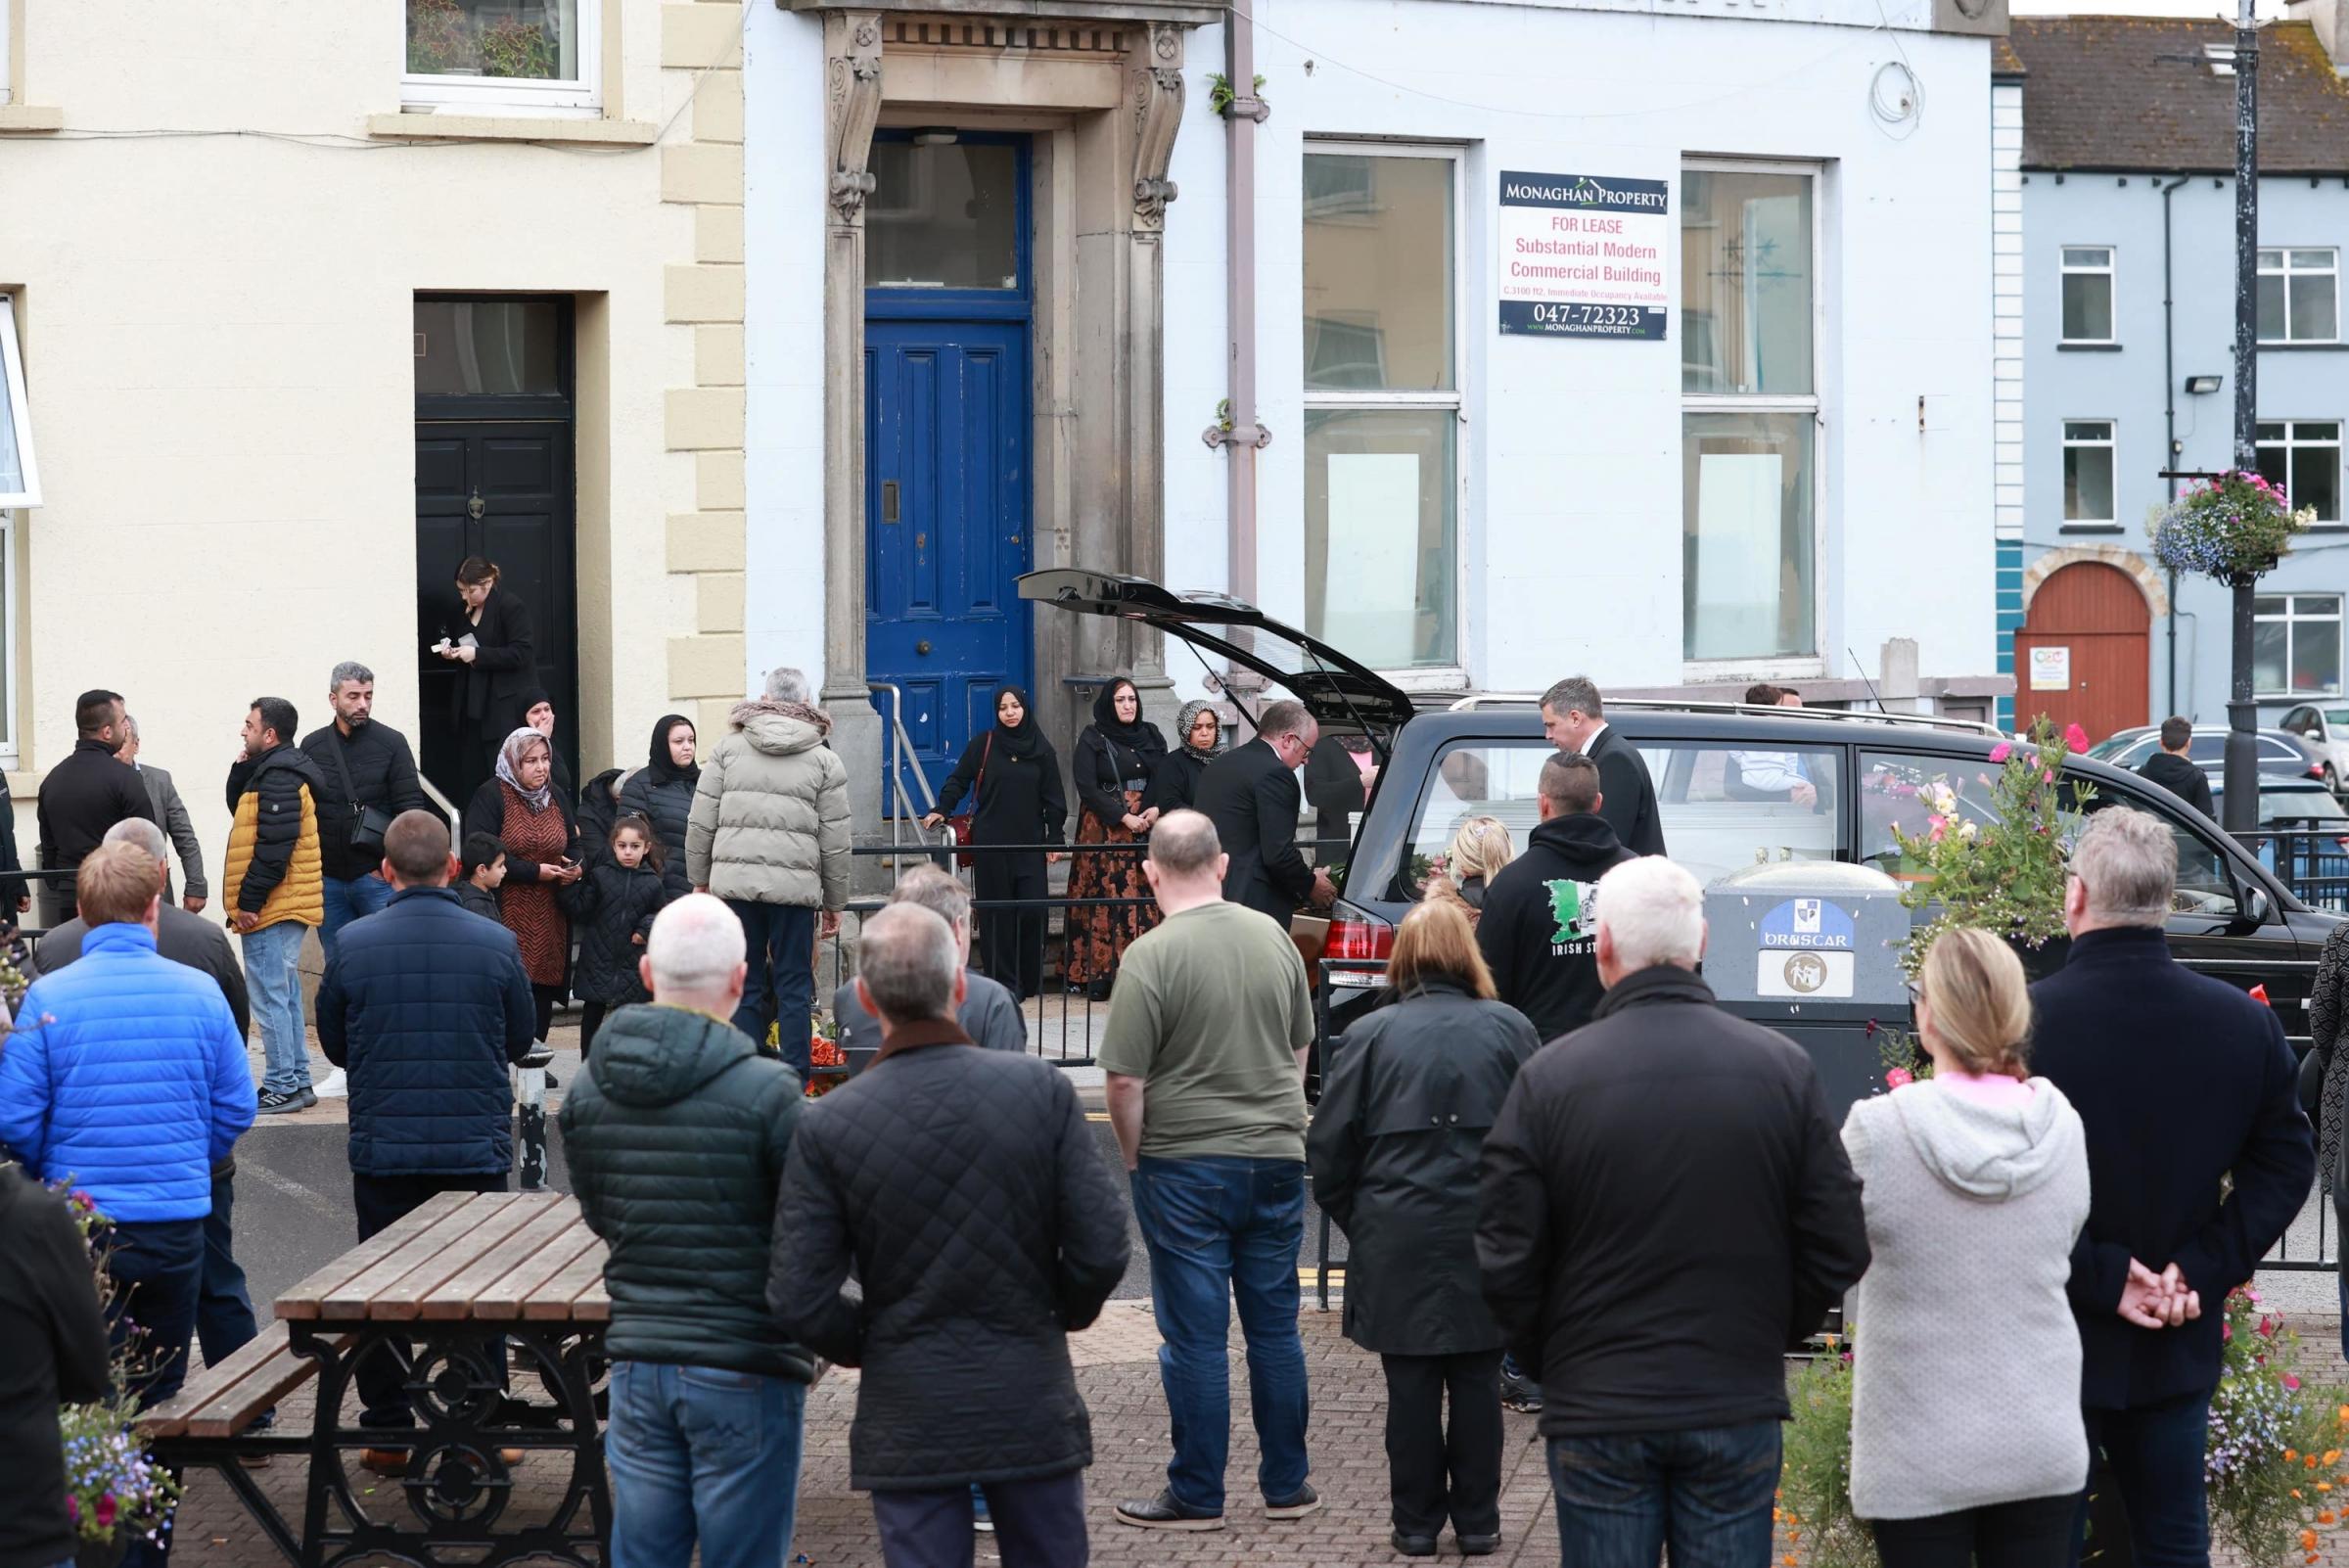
923, 686, 1066, 1000
509, 686, 576, 807
618, 714, 699, 872
1064, 676, 1169, 1000
432, 555, 536, 806
1150, 699, 1222, 816
464, 727, 584, 1042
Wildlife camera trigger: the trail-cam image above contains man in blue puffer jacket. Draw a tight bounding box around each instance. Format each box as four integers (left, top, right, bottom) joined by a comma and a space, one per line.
0, 839, 254, 1568
315, 808, 534, 1470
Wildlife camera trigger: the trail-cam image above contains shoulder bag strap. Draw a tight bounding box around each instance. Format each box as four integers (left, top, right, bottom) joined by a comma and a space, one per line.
323, 731, 361, 810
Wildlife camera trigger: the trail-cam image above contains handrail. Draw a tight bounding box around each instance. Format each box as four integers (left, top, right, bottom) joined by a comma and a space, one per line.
1444, 694, 2004, 737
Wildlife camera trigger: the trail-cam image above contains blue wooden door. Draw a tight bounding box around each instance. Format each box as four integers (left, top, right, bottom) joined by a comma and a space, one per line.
864, 320, 1031, 798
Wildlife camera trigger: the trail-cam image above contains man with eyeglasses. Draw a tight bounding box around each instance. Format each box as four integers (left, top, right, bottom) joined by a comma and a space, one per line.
1194, 699, 1336, 928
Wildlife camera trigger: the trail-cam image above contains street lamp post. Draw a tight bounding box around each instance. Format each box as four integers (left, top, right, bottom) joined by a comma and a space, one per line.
2221, 0, 2262, 834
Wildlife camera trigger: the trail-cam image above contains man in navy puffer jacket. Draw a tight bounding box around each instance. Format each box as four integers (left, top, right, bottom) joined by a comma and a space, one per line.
315, 809, 534, 1465
0, 840, 254, 1568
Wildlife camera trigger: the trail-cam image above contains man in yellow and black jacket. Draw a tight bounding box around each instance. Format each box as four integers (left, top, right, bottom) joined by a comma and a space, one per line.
225, 696, 326, 1114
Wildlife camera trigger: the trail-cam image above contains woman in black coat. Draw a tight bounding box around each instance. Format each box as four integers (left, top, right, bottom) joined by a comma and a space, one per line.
1064, 676, 1167, 998
1306, 899, 1540, 1556
1304, 732, 1376, 863
434, 555, 537, 807
1150, 698, 1222, 815
618, 714, 699, 873
922, 685, 1065, 1000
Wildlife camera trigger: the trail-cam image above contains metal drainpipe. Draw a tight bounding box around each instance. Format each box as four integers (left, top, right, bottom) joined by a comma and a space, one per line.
2161, 173, 2188, 715
1206, 3, 1271, 665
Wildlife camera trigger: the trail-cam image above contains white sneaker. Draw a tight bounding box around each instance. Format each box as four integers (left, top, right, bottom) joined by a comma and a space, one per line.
313, 1069, 348, 1099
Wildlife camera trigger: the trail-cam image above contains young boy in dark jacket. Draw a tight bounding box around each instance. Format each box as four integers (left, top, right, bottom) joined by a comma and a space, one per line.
457, 832, 506, 924
561, 815, 686, 1057
1476, 752, 1637, 1043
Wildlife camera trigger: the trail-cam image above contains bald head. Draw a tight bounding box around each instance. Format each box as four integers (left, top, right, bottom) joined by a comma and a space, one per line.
104, 815, 169, 866
854, 902, 961, 1031
644, 895, 751, 1019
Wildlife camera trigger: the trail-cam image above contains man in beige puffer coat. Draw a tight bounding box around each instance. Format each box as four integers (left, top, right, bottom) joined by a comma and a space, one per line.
686, 667, 852, 1081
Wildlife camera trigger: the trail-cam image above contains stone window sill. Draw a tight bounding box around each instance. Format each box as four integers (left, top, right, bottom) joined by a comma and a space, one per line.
366, 112, 658, 146
0, 105, 65, 133
2056, 342, 2123, 352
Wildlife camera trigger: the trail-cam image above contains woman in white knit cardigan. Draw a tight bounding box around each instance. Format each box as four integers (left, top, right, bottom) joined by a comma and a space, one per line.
1841, 927, 2092, 1568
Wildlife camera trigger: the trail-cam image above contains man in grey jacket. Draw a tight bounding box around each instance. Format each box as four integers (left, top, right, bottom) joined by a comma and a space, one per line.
687, 667, 852, 1081
833, 866, 1025, 1065
116, 714, 207, 911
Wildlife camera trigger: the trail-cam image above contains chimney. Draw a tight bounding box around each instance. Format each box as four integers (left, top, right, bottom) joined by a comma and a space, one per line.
2286, 0, 2349, 70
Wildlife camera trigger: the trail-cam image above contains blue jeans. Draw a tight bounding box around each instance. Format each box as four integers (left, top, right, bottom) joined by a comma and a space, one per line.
607, 1360, 807, 1568
2073, 1389, 2213, 1568
1128, 1155, 1311, 1514
1547, 1420, 1783, 1568
109, 1218, 205, 1568
319, 872, 395, 960
727, 899, 814, 1081
242, 919, 310, 1095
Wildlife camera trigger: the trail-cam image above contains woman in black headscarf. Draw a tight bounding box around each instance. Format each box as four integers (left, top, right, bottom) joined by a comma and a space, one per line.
923, 686, 1066, 1000
1064, 675, 1168, 1000
618, 714, 700, 874
1151, 698, 1223, 815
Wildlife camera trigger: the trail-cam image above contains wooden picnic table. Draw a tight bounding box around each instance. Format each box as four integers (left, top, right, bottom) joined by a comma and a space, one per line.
145, 1188, 612, 1568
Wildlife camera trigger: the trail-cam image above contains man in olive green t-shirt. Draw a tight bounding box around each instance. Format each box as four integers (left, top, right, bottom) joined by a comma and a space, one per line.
1102, 808, 1318, 1533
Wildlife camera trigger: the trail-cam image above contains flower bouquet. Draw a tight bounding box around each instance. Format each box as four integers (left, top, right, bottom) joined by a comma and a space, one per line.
52, 1183, 180, 1561
2150, 470, 2314, 583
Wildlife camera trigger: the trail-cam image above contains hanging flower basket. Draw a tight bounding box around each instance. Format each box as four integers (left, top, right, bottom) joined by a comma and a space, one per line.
2149, 470, 2314, 582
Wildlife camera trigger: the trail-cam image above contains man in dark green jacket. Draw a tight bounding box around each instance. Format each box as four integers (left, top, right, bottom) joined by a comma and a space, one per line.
558, 894, 813, 1565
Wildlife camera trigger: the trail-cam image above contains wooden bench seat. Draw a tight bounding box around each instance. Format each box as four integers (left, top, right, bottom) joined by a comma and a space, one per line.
135, 1321, 342, 1442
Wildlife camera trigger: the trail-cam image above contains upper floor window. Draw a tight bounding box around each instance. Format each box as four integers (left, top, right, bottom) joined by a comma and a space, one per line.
2060, 247, 2115, 344
2255, 593, 2344, 699
2256, 421, 2342, 525
0, 296, 40, 510
2258, 249, 2339, 345
404, 0, 601, 114
2062, 420, 2115, 529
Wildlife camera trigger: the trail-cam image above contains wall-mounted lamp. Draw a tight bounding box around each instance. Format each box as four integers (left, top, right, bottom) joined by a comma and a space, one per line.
911, 127, 959, 147
2185, 374, 2225, 395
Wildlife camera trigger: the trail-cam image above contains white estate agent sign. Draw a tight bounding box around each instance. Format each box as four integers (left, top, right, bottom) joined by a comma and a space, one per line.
1498, 171, 1670, 340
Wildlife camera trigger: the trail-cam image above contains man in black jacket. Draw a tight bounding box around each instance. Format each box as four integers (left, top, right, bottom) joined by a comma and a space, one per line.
0, 1171, 112, 1568
2137, 715, 2216, 820
314, 811, 535, 1473
36, 688, 158, 922
563, 894, 813, 1564
1478, 855, 1867, 1565
1477, 753, 1636, 1044
2032, 807, 2313, 1563
772, 902, 1128, 1566
1540, 676, 1664, 856
301, 661, 430, 961
1194, 699, 1332, 926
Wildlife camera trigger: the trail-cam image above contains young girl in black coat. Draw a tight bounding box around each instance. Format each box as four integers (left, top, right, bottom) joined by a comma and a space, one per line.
561, 816, 687, 1058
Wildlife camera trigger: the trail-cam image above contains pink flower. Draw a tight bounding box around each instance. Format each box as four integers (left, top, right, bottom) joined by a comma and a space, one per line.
96, 1494, 116, 1529
1886, 1068, 1913, 1089
2224, 1320, 2234, 1341
65, 1496, 77, 1523
1927, 816, 1948, 843
2284, 1372, 2304, 1391
2064, 722, 2092, 754
1989, 742, 2013, 763
2043, 769, 2055, 784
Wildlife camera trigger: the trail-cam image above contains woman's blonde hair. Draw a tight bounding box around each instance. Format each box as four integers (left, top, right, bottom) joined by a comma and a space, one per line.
1918, 926, 2033, 1077
1389, 899, 1497, 1001
1447, 816, 1514, 884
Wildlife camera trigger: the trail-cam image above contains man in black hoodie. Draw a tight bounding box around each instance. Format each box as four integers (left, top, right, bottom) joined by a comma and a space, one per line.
2137, 715, 2216, 820
1477, 753, 1637, 1044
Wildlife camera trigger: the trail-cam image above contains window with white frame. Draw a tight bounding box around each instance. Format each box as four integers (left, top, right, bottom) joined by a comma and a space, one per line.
1303, 144, 1462, 676
2060, 247, 2115, 344
0, 297, 39, 511
2257, 421, 2342, 525
2062, 420, 2116, 528
404, 0, 600, 113
2258, 249, 2340, 345
2256, 594, 2344, 699
1681, 161, 1820, 666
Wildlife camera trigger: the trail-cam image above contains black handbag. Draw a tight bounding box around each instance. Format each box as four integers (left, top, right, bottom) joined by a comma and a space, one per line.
324, 736, 394, 859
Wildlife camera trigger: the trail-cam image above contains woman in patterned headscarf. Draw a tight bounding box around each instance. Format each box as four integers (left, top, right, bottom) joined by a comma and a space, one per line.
1150, 699, 1223, 816
463, 726, 584, 1042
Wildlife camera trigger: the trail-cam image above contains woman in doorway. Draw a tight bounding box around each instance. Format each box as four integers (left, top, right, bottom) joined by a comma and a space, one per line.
1150, 699, 1222, 815
435, 556, 537, 806
923, 686, 1065, 1001
618, 714, 700, 874
1064, 677, 1167, 1000
464, 727, 584, 1044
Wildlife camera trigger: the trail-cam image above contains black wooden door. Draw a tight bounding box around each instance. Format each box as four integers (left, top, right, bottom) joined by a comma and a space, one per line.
414, 421, 577, 803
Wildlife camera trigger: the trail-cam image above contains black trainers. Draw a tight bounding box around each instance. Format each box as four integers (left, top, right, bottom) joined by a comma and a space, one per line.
1114, 1490, 1224, 1532
255, 1088, 307, 1115
1457, 1533, 1502, 1556
1267, 1483, 1323, 1520
1392, 1530, 1439, 1556
1499, 1362, 1543, 1414
518, 1045, 554, 1070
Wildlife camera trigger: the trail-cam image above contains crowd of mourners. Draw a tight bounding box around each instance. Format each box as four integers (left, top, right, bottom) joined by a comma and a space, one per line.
0, 618, 2329, 1568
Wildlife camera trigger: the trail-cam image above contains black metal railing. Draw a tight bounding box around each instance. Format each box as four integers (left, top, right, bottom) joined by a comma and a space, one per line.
2235, 823, 2349, 914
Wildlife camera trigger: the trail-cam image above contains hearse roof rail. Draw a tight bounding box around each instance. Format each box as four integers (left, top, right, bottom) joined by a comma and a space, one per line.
1443, 694, 2006, 739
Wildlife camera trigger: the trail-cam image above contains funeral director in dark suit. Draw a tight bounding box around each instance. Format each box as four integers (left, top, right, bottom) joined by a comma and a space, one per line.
1194, 699, 1335, 926
1539, 675, 1665, 856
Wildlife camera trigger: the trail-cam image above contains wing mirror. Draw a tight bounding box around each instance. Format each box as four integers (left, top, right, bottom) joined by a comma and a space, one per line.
2239, 885, 2273, 925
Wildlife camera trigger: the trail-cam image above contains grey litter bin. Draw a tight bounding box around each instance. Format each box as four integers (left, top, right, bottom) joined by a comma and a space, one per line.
1703, 861, 1914, 1124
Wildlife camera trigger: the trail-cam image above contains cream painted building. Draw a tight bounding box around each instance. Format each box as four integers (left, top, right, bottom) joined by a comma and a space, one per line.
0, 0, 757, 875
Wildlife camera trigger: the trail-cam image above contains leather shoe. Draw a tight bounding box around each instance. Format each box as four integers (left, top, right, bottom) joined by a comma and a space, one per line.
1457, 1533, 1502, 1556
1392, 1531, 1439, 1557
359, 1448, 409, 1477
1113, 1489, 1225, 1531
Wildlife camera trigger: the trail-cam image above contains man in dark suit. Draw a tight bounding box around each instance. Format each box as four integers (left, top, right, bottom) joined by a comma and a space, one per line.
1194, 699, 1332, 927
2031, 807, 2312, 1563
1540, 676, 1664, 856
